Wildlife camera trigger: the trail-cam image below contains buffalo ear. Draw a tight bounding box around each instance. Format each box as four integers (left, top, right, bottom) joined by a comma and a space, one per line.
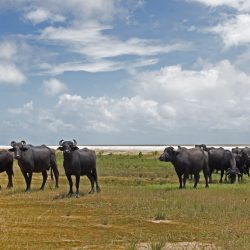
72, 146, 79, 151
8, 148, 14, 152
57, 147, 63, 151
174, 151, 180, 156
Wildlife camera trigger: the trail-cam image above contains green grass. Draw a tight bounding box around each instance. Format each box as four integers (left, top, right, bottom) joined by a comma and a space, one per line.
0, 151, 249, 249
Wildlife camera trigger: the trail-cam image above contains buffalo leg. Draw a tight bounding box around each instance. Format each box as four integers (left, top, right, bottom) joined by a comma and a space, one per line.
6, 170, 13, 189
21, 171, 29, 192
178, 175, 183, 189
54, 169, 59, 188
92, 168, 101, 192
66, 174, 73, 195
224, 171, 228, 183
183, 173, 189, 188
203, 171, 209, 188
40, 171, 48, 190
75, 175, 80, 198
238, 173, 243, 182
193, 174, 200, 188
209, 172, 213, 183
87, 174, 95, 194
51, 163, 59, 188
219, 170, 224, 183
27, 172, 33, 192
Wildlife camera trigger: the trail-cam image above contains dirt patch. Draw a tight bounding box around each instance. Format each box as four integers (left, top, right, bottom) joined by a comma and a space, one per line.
94, 223, 112, 228
137, 241, 221, 250
148, 219, 184, 225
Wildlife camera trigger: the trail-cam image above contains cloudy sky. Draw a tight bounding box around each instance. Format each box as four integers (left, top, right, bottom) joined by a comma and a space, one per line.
1, 0, 250, 145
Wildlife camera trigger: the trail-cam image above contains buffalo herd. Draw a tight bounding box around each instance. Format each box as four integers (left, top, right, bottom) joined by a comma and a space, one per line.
0, 141, 249, 194
159, 144, 249, 188
0, 139, 100, 197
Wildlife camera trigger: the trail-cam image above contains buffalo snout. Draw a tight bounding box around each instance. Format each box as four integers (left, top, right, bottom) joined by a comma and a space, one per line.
14, 154, 21, 160
64, 149, 71, 154
159, 155, 164, 161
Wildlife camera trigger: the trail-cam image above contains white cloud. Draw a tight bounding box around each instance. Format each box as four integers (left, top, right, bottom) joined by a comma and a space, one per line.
38, 112, 74, 132
43, 60, 123, 75
0, 63, 26, 85
189, 0, 250, 11
40, 24, 190, 60
38, 24, 190, 75
6, 60, 250, 143
57, 94, 176, 133
25, 8, 65, 24
8, 101, 33, 115
131, 60, 250, 131
40, 58, 159, 75
0, 41, 17, 60
42, 78, 67, 96
0, 0, 121, 23
207, 14, 250, 48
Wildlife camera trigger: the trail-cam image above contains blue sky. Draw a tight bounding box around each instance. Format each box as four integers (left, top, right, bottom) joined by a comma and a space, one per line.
1, 0, 250, 145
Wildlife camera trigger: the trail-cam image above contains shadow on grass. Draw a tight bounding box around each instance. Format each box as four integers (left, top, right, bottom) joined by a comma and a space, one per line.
53, 192, 88, 200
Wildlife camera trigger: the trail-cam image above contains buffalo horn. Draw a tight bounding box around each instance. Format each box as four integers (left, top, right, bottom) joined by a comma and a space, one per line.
73, 139, 77, 146
10, 141, 16, 147
59, 139, 64, 146
21, 140, 26, 145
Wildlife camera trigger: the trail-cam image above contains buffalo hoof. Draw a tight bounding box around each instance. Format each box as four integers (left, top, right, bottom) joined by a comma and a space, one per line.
55, 185, 59, 189
40, 187, 45, 191
7, 185, 13, 189
25, 189, 31, 193
67, 192, 73, 197
96, 187, 101, 193
75, 193, 80, 198
89, 189, 95, 194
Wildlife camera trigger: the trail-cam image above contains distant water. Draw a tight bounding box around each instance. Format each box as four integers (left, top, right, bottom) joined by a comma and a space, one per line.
1, 145, 249, 152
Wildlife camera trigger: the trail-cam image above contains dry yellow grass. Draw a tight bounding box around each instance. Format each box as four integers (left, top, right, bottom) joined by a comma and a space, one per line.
0, 152, 249, 249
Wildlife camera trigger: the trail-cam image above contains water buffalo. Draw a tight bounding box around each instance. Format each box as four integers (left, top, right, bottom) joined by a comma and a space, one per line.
58, 139, 101, 197
231, 147, 250, 180
232, 152, 244, 182
0, 150, 14, 189
240, 147, 250, 176
208, 148, 238, 183
9, 141, 59, 192
159, 147, 209, 189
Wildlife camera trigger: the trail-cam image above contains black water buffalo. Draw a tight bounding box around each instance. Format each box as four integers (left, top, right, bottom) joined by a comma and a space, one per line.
231, 147, 250, 181
159, 147, 209, 189
58, 139, 101, 197
208, 148, 238, 183
240, 147, 250, 176
232, 152, 245, 181
0, 150, 14, 189
9, 141, 59, 192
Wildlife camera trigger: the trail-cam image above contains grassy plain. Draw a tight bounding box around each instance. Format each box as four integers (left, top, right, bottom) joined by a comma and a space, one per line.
0, 151, 249, 249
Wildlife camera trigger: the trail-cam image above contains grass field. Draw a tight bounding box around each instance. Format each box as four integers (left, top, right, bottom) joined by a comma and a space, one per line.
0, 151, 249, 249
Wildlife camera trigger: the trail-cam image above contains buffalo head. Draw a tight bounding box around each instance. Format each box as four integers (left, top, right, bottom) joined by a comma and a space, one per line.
159, 147, 177, 162
9, 140, 28, 159
226, 167, 239, 184
57, 139, 79, 155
